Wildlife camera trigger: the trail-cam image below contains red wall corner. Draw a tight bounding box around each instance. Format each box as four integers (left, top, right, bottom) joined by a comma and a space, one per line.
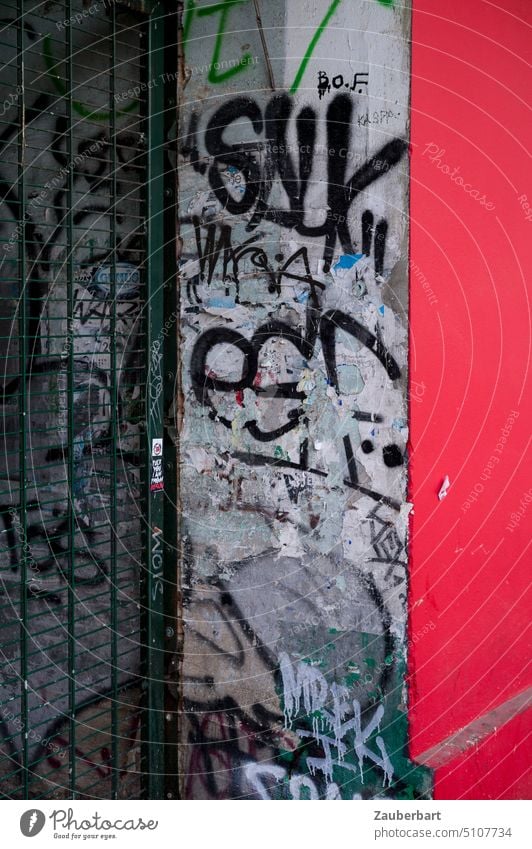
409, 0, 531, 798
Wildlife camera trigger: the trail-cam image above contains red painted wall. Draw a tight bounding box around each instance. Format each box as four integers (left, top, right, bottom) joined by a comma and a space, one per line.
409, 0, 531, 798
434, 706, 532, 800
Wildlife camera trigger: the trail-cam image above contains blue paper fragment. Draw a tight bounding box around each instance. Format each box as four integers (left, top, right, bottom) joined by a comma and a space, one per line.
333, 253, 363, 271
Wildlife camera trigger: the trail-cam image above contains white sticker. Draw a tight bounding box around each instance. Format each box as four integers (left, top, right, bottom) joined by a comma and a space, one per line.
438, 475, 450, 501
150, 457, 164, 492
152, 438, 163, 457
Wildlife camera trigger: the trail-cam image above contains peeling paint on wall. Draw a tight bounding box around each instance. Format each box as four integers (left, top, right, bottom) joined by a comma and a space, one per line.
178, 0, 430, 799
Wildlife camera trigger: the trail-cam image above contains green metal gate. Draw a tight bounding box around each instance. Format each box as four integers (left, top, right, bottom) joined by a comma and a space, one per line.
0, 0, 173, 799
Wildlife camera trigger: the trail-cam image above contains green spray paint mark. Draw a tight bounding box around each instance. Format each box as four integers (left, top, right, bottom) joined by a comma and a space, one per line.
184, 0, 253, 85
184, 0, 393, 91
289, 0, 395, 93
182, 0, 197, 48
43, 36, 137, 122
290, 0, 394, 94
289, 0, 342, 95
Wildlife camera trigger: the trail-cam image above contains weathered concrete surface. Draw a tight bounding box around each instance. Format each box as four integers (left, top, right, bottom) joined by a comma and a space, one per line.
177, 0, 430, 799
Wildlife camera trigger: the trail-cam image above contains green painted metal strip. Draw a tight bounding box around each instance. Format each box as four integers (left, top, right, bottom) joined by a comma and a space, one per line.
143, 1, 166, 800
110, 2, 119, 801
66, 0, 77, 798
16, 0, 28, 797
162, 3, 179, 800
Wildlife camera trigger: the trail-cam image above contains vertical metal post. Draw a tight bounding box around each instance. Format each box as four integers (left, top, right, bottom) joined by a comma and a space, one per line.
162, 2, 179, 799
65, 0, 77, 798
110, 2, 119, 801
143, 2, 166, 799
16, 0, 28, 798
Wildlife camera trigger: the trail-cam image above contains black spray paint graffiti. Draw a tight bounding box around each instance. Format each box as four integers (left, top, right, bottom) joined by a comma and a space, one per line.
179, 2, 430, 801
317, 70, 369, 99
0, 500, 108, 604
0, 123, 145, 400
183, 213, 389, 305
181, 92, 407, 273
368, 503, 406, 568
189, 273, 403, 507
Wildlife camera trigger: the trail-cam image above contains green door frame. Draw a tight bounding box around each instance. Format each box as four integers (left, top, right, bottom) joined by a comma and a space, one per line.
142, 0, 178, 800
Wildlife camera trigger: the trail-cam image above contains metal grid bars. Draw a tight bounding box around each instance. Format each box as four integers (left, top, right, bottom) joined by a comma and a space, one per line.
0, 0, 167, 799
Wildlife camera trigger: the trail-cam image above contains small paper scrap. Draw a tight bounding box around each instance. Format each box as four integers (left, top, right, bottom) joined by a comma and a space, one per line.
438, 475, 450, 500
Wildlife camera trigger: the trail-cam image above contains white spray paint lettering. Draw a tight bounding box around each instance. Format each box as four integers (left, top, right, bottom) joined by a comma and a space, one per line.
279, 652, 394, 789
151, 525, 163, 601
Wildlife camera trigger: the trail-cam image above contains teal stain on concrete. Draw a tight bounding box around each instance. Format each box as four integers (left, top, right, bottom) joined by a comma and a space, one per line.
205, 296, 236, 309
336, 364, 364, 394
